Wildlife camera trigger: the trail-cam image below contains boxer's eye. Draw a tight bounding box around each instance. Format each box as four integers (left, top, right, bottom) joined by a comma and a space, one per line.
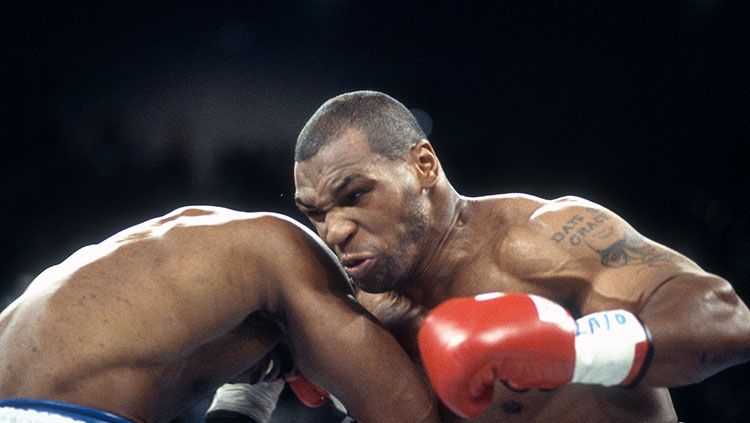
337, 180, 374, 207
345, 191, 364, 204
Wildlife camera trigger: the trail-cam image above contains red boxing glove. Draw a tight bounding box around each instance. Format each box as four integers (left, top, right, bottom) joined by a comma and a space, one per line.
287, 373, 330, 408
417, 293, 651, 418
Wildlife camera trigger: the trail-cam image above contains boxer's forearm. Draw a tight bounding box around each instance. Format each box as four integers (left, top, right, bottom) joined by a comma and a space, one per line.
638, 273, 750, 386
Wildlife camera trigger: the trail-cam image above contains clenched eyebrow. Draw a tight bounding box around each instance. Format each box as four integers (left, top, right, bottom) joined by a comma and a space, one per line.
295, 173, 366, 209
333, 174, 365, 197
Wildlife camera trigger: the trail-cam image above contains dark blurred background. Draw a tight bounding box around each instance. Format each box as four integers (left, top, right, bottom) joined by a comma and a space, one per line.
2, 1, 748, 421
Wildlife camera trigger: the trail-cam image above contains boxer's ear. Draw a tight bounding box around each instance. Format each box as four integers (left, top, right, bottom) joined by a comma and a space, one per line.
410, 139, 440, 189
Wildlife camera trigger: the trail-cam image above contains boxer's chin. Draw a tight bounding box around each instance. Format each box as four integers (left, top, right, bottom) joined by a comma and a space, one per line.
352, 269, 399, 293
350, 250, 412, 293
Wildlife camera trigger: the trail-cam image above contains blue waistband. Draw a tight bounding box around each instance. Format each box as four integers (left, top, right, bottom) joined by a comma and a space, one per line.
0, 399, 131, 422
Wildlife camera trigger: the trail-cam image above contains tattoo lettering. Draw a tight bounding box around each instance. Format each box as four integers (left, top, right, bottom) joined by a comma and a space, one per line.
589, 231, 677, 268
547, 207, 680, 270
550, 210, 612, 246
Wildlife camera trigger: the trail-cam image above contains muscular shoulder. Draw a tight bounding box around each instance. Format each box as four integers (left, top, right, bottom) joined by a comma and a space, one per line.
475, 194, 606, 225
468, 193, 548, 232
113, 206, 345, 312
488, 196, 619, 284
522, 196, 633, 256
476, 193, 547, 216
489, 195, 617, 249
205, 209, 352, 309
134, 205, 299, 235
107, 206, 317, 251
493, 196, 699, 303
88, 206, 339, 293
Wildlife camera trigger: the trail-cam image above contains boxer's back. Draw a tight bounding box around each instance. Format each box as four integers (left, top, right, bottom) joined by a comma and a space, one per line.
0, 207, 283, 421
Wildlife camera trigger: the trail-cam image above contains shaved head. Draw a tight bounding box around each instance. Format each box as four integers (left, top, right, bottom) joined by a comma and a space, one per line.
295, 91, 427, 162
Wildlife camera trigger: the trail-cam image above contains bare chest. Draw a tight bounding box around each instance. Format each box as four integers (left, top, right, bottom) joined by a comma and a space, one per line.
444, 254, 571, 307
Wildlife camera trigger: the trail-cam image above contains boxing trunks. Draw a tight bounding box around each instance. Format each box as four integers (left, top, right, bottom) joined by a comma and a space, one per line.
0, 399, 131, 423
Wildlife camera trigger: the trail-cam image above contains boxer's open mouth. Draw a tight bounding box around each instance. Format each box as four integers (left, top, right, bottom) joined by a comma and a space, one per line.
342, 257, 375, 278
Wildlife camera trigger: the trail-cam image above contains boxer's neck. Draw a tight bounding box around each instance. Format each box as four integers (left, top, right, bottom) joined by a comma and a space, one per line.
399, 187, 474, 308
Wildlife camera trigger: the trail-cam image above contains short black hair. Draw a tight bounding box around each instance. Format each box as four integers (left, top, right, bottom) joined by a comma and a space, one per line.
295, 91, 427, 162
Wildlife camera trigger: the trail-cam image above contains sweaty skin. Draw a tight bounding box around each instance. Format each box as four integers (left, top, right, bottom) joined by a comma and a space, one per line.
0, 206, 438, 423
294, 128, 750, 422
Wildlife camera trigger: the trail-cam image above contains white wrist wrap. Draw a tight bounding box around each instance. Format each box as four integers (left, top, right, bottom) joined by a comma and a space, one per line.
207, 380, 285, 423
571, 310, 650, 386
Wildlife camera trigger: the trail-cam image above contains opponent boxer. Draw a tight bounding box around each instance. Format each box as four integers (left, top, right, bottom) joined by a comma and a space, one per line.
293, 91, 750, 421
0, 206, 438, 422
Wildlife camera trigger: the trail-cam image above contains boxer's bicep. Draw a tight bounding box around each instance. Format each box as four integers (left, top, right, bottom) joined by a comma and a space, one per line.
527, 196, 702, 313
283, 284, 437, 422
547, 203, 750, 384
526, 198, 750, 385
356, 291, 424, 359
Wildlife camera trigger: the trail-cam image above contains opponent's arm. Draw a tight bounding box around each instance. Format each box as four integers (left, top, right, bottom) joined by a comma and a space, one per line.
355, 290, 426, 360
259, 217, 438, 423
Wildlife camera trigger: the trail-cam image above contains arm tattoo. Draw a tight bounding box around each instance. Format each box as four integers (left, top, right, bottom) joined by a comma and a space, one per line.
547, 208, 680, 269
549, 208, 614, 246
588, 231, 678, 269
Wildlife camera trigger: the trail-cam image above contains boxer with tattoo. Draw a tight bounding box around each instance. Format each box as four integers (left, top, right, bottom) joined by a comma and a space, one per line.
292, 91, 750, 422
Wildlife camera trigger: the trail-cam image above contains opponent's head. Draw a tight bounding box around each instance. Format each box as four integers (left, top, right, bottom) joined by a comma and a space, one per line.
294, 91, 443, 293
